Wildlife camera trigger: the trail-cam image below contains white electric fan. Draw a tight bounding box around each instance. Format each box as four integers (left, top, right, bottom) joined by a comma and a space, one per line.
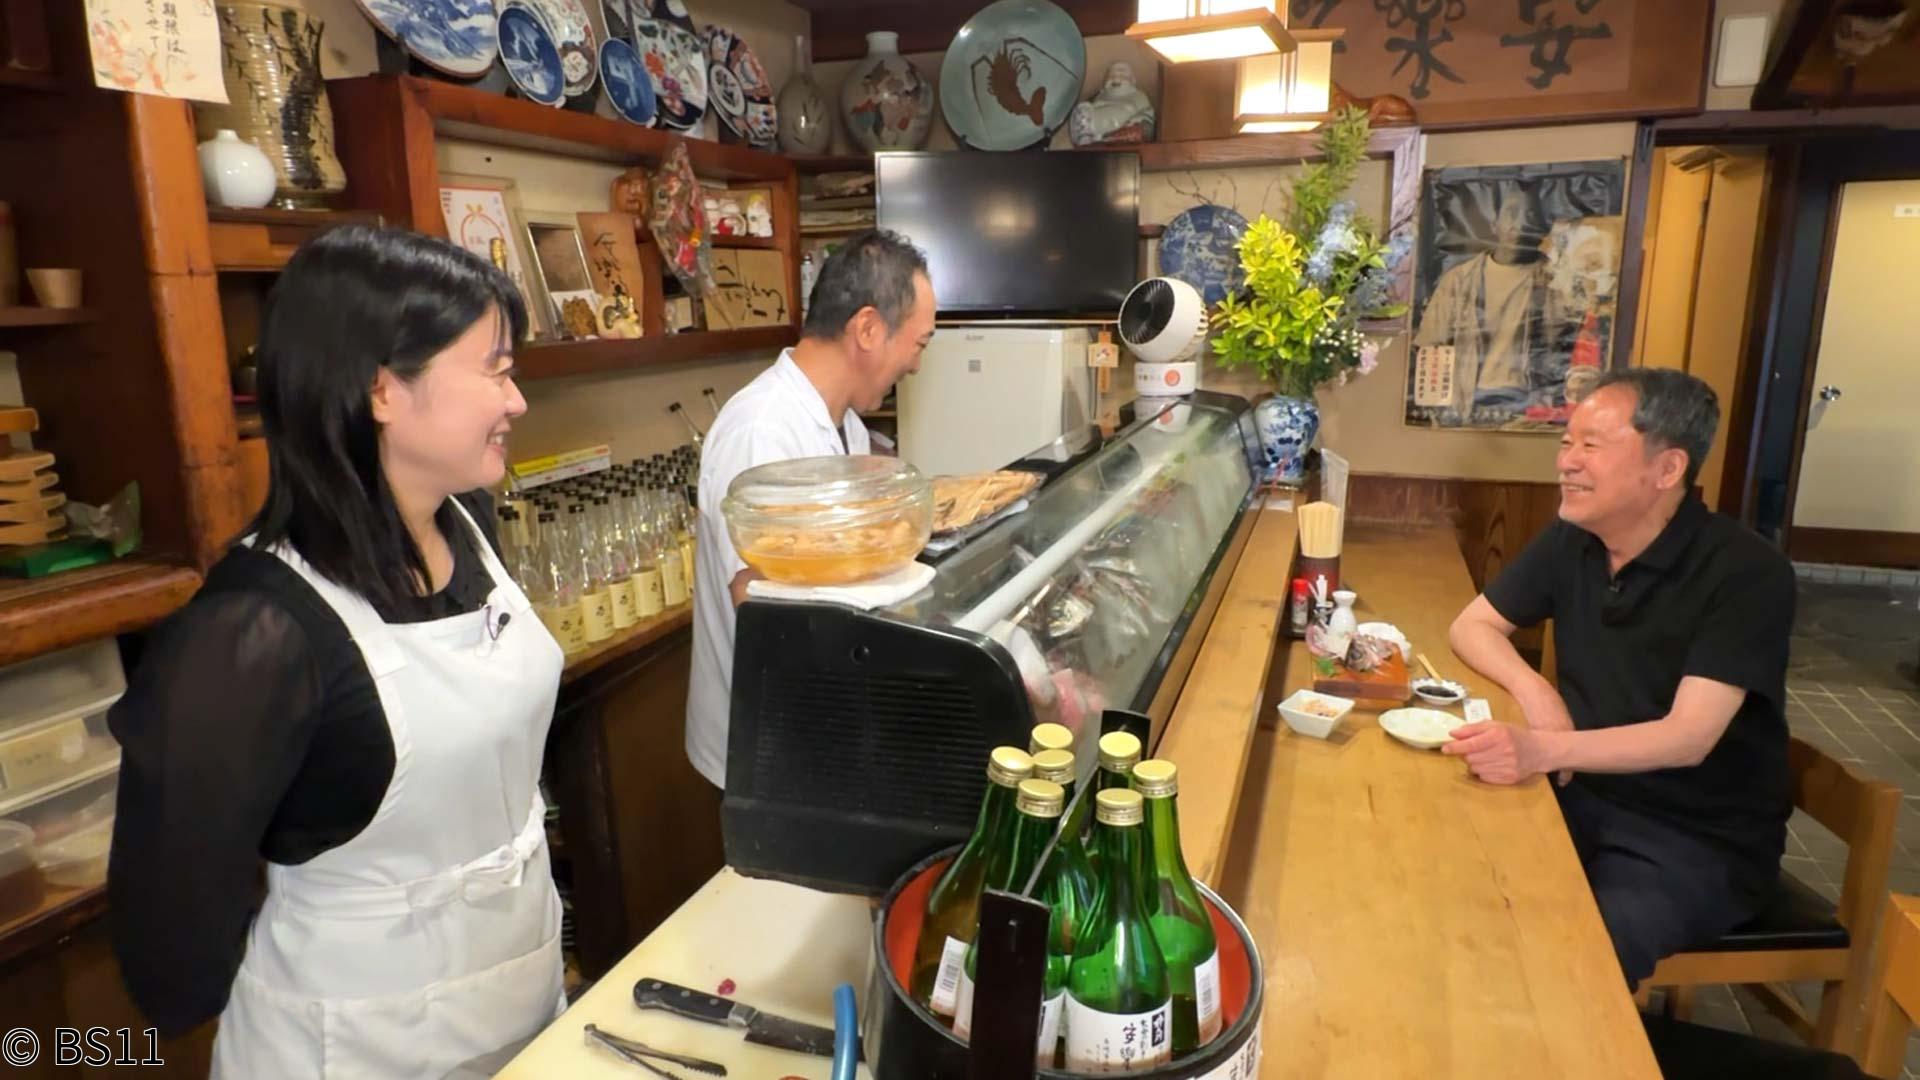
1117, 277, 1208, 397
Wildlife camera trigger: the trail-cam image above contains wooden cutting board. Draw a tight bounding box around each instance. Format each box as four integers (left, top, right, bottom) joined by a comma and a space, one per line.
1313, 650, 1413, 704
0, 472, 56, 502
0, 407, 38, 435
0, 493, 63, 524
0, 451, 53, 483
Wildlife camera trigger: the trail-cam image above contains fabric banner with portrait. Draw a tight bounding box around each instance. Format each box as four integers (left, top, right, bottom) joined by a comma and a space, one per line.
1406, 160, 1627, 433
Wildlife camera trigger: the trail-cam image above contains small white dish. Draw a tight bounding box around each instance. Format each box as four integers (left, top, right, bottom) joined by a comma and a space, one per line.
1411, 678, 1467, 706
1278, 689, 1355, 739
1379, 707, 1466, 750
1356, 621, 1410, 661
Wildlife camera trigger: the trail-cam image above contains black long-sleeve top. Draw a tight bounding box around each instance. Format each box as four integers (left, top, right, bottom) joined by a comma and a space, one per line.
107, 493, 501, 1036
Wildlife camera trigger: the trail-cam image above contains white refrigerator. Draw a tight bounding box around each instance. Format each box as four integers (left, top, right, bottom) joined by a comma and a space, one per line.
896, 326, 1094, 477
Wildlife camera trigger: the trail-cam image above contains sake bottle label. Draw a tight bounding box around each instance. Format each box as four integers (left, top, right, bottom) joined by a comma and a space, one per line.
952, 972, 1064, 1067
536, 602, 585, 652
583, 589, 615, 641
662, 556, 689, 606
929, 936, 967, 1017
1195, 1024, 1259, 1080
1063, 997, 1172, 1072
952, 969, 976, 1037
611, 579, 638, 628
636, 569, 665, 616
1195, 946, 1223, 1044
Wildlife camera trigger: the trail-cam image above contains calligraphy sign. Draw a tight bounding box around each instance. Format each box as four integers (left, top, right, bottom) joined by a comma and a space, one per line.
1285, 0, 1708, 128
85, 0, 227, 103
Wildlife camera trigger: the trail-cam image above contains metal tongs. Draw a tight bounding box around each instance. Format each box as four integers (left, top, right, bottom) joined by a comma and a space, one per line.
584, 1023, 728, 1078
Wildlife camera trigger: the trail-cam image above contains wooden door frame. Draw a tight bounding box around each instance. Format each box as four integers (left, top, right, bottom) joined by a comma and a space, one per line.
1614, 110, 1920, 531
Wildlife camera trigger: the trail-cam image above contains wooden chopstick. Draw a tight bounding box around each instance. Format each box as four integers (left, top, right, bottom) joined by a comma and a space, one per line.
1416, 652, 1442, 682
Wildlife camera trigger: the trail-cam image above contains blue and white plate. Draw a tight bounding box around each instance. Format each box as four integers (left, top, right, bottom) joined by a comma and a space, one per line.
496, 3, 564, 105
631, 16, 706, 132
599, 37, 657, 125
518, 0, 596, 97
939, 0, 1086, 152
358, 0, 499, 78
705, 25, 775, 147
1159, 204, 1250, 306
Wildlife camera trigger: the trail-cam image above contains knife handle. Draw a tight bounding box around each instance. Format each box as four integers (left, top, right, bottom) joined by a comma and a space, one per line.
633, 979, 744, 1027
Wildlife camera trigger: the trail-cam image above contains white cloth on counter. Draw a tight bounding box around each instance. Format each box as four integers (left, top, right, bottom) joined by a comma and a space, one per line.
687, 350, 871, 789
746, 560, 935, 610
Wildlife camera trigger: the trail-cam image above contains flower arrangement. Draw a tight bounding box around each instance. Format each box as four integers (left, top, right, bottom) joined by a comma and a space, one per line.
1208, 108, 1410, 398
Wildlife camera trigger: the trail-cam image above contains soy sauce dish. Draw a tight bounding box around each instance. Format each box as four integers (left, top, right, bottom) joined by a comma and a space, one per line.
1411, 678, 1467, 706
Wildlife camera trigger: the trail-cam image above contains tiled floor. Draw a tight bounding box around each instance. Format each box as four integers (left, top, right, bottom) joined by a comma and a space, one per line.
1680, 576, 1920, 1075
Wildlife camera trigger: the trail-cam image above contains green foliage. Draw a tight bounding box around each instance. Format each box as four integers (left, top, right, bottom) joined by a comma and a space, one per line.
1285, 107, 1372, 240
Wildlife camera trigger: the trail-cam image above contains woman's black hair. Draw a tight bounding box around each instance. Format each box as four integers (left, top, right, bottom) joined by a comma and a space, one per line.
246, 225, 528, 612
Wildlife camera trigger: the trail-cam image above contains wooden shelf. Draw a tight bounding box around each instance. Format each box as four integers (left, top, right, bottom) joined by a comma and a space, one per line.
710, 235, 778, 249
516, 326, 795, 381
0, 66, 55, 91
0, 882, 105, 969
790, 154, 874, 175
0, 307, 95, 328
207, 207, 383, 272
0, 557, 202, 667
562, 606, 690, 685
345, 75, 793, 181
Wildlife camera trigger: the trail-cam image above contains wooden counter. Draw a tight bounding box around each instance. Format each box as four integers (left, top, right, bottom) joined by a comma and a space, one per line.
1221, 525, 1659, 1078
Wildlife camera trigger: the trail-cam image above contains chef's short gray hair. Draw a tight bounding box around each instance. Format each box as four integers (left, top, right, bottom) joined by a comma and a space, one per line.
802, 228, 928, 340
1594, 368, 1720, 490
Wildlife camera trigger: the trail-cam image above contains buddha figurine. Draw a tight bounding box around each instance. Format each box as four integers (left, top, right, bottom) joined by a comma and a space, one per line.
1069, 61, 1155, 147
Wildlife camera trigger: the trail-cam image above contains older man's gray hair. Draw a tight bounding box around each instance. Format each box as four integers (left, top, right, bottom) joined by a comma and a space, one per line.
1593, 368, 1721, 489
802, 228, 928, 339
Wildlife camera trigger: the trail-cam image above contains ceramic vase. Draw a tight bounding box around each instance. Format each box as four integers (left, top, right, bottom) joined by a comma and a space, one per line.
776, 35, 832, 155
198, 129, 277, 208
196, 0, 347, 210
838, 31, 931, 153
1254, 394, 1320, 486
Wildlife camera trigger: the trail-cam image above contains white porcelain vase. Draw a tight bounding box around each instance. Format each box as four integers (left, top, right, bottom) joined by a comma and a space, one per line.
197, 129, 276, 209
838, 31, 931, 152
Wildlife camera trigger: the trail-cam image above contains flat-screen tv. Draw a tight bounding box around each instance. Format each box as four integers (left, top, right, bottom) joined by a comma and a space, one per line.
876, 151, 1140, 316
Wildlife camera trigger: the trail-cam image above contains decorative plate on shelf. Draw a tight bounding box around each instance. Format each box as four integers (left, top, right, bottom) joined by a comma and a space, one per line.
356, 0, 499, 78
599, 0, 632, 47
631, 16, 707, 131
1158, 204, 1250, 306
495, 3, 565, 106
938, 0, 1086, 151
705, 25, 776, 147
629, 0, 695, 33
517, 0, 597, 97
599, 37, 657, 125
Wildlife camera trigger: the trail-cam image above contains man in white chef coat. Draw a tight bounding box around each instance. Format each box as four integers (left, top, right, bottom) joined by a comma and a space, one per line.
686, 229, 937, 790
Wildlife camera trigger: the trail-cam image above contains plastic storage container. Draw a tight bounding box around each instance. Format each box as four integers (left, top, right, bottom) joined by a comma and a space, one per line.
0, 821, 47, 923
9, 768, 117, 889
721, 455, 934, 585
0, 640, 124, 817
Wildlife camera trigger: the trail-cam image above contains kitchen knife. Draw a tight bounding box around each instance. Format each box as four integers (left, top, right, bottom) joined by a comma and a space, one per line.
632, 978, 859, 1060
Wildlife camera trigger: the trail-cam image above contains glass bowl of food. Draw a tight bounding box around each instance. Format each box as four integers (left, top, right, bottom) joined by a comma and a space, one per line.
722, 455, 934, 586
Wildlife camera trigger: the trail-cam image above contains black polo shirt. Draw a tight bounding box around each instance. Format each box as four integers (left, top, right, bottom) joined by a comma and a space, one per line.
1484, 496, 1796, 896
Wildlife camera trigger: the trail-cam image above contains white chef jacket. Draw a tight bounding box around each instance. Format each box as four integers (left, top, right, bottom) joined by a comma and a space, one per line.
687, 349, 870, 787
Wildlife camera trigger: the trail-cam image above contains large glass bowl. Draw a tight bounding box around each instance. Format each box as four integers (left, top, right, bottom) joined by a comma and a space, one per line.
721, 455, 934, 586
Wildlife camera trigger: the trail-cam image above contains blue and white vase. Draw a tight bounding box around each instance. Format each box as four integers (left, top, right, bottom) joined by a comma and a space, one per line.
1254, 394, 1320, 486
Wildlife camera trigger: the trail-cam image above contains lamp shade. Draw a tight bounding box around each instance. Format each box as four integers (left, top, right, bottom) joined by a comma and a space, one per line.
1127, 0, 1294, 63
1234, 28, 1340, 133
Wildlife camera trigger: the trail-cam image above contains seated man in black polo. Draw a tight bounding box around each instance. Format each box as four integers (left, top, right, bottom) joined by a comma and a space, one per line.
1444, 367, 1796, 987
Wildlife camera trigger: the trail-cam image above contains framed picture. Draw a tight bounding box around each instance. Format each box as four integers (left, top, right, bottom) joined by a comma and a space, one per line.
1406, 160, 1627, 433
518, 210, 603, 341
576, 211, 648, 339
438, 173, 547, 339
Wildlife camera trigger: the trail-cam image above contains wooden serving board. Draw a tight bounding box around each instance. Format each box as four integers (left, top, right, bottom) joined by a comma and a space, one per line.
0, 493, 63, 523
0, 451, 53, 484
0, 472, 56, 502
1313, 650, 1413, 704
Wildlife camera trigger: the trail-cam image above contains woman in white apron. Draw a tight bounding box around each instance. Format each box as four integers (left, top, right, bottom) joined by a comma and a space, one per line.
107, 226, 565, 1078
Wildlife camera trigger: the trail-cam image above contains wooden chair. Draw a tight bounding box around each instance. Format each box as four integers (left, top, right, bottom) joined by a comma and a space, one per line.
1862, 893, 1920, 1077
1645, 737, 1900, 1061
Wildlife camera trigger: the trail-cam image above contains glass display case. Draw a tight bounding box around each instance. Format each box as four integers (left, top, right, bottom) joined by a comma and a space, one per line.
725, 392, 1261, 895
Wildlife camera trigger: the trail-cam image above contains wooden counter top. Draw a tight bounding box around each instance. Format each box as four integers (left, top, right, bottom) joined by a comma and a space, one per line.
1222, 525, 1660, 1078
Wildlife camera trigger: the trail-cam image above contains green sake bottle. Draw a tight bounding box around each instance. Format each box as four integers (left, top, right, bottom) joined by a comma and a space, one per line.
1065, 788, 1173, 1072
912, 746, 1033, 1020
1067, 730, 1142, 877
953, 779, 1071, 1065
1134, 759, 1223, 1054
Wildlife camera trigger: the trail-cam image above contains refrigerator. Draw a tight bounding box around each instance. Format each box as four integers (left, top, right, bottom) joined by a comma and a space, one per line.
895, 326, 1094, 477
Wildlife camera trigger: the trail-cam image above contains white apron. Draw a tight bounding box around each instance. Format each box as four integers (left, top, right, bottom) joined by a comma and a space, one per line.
212, 501, 567, 1080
